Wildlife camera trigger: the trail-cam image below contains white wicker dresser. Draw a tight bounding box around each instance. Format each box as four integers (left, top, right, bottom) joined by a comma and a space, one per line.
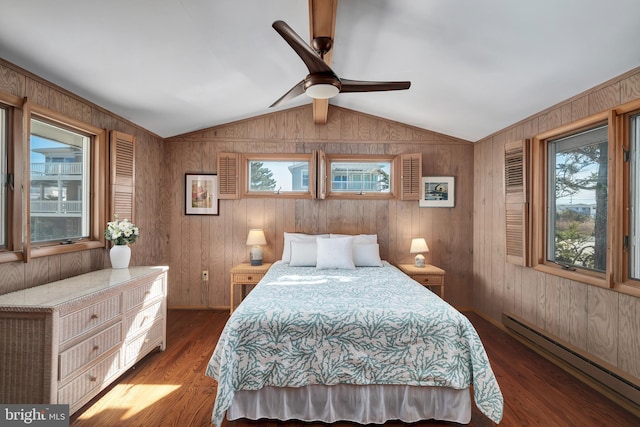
0, 266, 168, 414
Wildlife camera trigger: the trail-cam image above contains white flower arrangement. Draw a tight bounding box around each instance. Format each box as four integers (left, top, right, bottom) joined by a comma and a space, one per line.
104, 216, 140, 246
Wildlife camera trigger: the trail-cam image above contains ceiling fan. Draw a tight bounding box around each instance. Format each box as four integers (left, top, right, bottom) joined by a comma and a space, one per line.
270, 20, 411, 108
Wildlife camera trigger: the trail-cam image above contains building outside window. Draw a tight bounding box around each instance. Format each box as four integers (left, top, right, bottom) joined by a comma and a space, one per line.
30, 119, 90, 243
329, 161, 390, 193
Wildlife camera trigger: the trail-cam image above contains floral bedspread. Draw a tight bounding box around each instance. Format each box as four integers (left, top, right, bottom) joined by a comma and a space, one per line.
206, 261, 503, 426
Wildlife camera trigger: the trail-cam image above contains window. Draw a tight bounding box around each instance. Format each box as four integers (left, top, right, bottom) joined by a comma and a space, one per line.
226, 152, 419, 201
531, 104, 640, 292
0, 97, 108, 263
0, 106, 6, 248
546, 125, 608, 272
628, 113, 640, 281
30, 119, 90, 243
531, 112, 613, 287
243, 154, 315, 198
22, 104, 108, 257
325, 156, 394, 198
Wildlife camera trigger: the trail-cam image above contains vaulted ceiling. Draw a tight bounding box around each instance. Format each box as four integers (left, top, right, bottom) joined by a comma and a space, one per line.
1, 0, 638, 141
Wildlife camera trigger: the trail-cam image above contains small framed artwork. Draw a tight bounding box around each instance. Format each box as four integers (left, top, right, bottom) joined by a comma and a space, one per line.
185, 174, 219, 215
419, 176, 455, 208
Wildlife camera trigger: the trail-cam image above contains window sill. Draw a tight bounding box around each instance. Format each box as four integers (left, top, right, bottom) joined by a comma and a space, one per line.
30, 240, 104, 258
0, 251, 23, 264
243, 192, 314, 199
326, 192, 395, 200
613, 281, 640, 298
533, 263, 608, 289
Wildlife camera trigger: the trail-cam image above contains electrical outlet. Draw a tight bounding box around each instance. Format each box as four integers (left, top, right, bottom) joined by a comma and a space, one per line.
201, 270, 209, 281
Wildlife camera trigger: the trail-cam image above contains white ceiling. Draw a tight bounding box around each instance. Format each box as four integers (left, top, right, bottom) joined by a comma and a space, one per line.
1, 0, 639, 141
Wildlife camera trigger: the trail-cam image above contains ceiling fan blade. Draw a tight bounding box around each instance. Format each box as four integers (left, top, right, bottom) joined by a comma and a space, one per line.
272, 20, 334, 75
270, 79, 306, 108
340, 79, 411, 93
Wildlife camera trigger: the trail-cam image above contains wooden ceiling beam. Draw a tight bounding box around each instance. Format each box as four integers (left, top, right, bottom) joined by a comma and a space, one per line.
308, 0, 338, 125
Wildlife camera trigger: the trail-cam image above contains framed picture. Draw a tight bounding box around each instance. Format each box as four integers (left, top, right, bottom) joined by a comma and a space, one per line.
185, 174, 219, 215
419, 176, 455, 208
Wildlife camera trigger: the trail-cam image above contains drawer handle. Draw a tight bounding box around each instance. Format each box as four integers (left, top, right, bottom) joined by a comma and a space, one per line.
423, 278, 430, 282
90, 314, 99, 320
144, 290, 151, 295
89, 375, 97, 382
247, 275, 253, 280
92, 345, 100, 351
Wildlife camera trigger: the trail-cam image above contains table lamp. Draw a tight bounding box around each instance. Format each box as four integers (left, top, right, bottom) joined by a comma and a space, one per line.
246, 229, 267, 266
410, 238, 429, 267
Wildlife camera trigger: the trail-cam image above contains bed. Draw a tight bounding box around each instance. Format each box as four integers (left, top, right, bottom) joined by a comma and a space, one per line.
206, 234, 503, 426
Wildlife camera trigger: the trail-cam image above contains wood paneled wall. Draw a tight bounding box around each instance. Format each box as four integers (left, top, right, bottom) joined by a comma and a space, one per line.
0, 59, 165, 295
163, 105, 475, 310
473, 67, 640, 382
3, 53, 638, 390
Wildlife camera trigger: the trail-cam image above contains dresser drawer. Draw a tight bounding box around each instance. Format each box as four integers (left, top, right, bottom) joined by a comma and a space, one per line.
123, 320, 164, 366
124, 300, 163, 338
412, 274, 443, 286
233, 273, 264, 284
125, 277, 164, 310
60, 295, 121, 344
59, 322, 122, 381
58, 350, 121, 409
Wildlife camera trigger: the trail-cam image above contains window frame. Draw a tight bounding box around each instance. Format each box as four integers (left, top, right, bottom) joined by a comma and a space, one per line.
324, 154, 396, 200
0, 104, 8, 250
531, 111, 615, 288
241, 153, 317, 199
23, 102, 108, 260
614, 100, 640, 295
0, 93, 24, 263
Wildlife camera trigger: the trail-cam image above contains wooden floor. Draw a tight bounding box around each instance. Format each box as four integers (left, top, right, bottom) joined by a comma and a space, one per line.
71, 310, 639, 427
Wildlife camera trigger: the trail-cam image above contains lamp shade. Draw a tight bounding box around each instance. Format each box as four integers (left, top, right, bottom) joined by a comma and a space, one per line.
246, 229, 267, 246
409, 238, 429, 254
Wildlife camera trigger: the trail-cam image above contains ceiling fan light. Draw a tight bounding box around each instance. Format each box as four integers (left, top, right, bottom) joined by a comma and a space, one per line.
305, 83, 340, 99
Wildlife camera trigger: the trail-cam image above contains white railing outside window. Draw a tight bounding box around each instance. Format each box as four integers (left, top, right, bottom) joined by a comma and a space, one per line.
31, 162, 83, 176
30, 200, 83, 214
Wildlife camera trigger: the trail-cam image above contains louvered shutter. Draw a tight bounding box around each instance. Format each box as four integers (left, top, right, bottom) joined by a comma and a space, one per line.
400, 153, 422, 200
217, 152, 240, 199
110, 131, 135, 222
505, 139, 529, 266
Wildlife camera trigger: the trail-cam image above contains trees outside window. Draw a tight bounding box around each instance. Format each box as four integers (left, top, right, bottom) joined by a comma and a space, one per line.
547, 125, 608, 271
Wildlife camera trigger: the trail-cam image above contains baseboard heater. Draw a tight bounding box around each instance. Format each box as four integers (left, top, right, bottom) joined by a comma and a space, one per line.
502, 312, 640, 412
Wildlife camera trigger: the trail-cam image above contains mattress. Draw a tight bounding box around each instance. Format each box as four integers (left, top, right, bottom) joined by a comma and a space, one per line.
206, 261, 503, 426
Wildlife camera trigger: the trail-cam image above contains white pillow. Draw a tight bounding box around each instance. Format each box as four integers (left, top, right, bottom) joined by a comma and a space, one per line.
289, 240, 318, 266
316, 236, 355, 270
281, 232, 328, 263
353, 243, 383, 267
330, 233, 377, 244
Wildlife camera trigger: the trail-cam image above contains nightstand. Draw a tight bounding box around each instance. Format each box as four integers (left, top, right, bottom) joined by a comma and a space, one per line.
230, 262, 272, 314
397, 264, 445, 299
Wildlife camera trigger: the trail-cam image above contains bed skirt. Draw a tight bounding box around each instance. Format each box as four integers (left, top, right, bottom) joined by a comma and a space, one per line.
227, 384, 472, 424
